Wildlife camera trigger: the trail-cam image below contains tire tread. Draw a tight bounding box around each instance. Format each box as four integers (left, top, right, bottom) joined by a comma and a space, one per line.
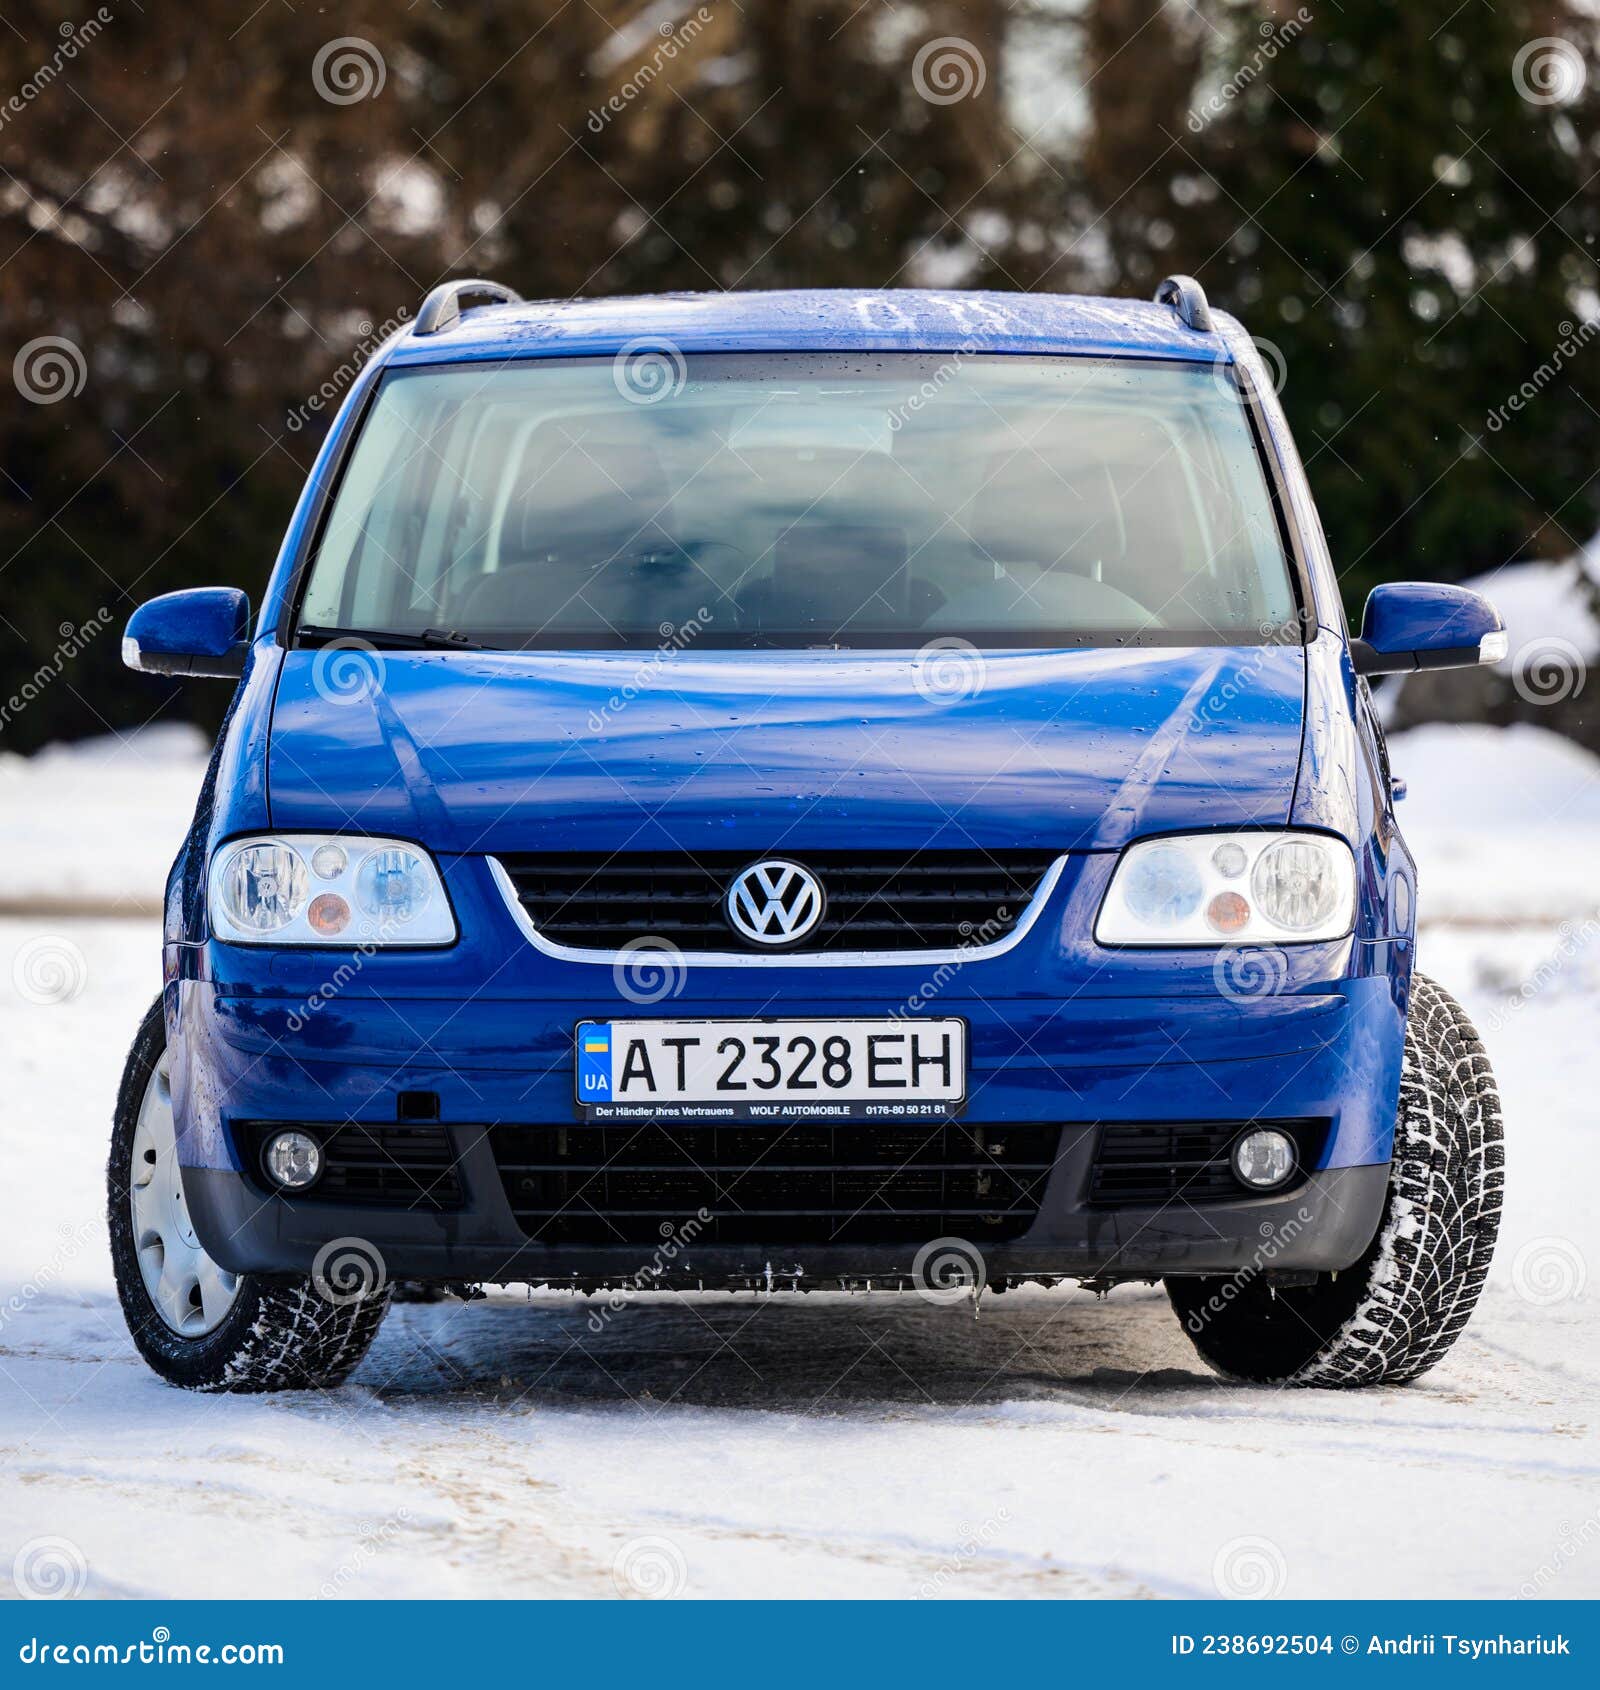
1167, 972, 1503, 1388
108, 997, 390, 1393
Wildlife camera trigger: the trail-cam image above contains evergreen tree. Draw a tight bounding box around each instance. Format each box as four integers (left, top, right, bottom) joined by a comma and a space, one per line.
3, 1, 1597, 748
0, 1, 1038, 750
1184, 0, 1600, 603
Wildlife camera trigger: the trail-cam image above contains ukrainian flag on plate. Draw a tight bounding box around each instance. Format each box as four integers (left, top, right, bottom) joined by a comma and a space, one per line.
577, 1023, 612, 1100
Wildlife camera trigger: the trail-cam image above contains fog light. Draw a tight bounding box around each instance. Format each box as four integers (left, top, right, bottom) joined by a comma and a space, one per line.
1231, 1128, 1295, 1190
264, 1130, 322, 1190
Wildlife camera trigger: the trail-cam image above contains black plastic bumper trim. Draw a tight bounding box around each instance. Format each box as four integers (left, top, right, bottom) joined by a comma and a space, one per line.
183, 1119, 1389, 1286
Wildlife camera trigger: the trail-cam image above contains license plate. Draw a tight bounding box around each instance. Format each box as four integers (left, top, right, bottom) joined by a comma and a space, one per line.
574, 1018, 966, 1121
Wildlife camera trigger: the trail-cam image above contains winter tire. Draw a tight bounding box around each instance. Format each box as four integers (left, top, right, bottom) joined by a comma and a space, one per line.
108, 996, 390, 1392
1167, 972, 1503, 1387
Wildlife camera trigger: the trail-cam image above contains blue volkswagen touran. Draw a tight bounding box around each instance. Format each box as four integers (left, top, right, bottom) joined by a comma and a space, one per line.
113, 278, 1507, 1392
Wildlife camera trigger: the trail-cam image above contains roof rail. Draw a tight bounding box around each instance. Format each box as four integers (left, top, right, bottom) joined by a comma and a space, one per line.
413, 277, 523, 336
1153, 274, 1215, 333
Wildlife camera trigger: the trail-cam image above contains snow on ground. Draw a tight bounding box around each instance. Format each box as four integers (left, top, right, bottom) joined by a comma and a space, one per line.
1387, 722, 1600, 923
1466, 550, 1600, 667
0, 724, 208, 914
0, 724, 1596, 1601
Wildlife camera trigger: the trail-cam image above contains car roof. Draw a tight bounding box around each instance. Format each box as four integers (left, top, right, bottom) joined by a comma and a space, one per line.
383, 287, 1232, 368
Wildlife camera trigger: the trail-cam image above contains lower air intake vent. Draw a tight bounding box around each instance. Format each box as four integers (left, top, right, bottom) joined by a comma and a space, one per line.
491, 1119, 1063, 1246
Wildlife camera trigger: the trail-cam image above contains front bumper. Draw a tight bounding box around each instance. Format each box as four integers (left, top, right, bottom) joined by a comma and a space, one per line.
168, 950, 1405, 1284
185, 1141, 1388, 1287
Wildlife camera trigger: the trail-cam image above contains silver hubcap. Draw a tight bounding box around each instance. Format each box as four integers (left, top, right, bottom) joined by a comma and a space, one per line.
130, 1053, 240, 1337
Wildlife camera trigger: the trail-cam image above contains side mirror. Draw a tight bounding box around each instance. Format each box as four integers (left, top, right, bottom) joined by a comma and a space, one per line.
1351, 582, 1506, 678
123, 588, 252, 679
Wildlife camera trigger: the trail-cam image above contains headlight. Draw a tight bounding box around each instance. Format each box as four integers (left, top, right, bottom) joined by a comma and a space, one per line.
1095, 832, 1355, 945
209, 835, 456, 946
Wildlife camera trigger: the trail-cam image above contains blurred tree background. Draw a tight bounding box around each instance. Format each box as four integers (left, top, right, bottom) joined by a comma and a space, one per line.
0, 0, 1596, 750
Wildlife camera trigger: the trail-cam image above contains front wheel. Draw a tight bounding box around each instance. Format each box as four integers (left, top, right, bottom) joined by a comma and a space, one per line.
1167, 973, 1503, 1388
108, 997, 390, 1392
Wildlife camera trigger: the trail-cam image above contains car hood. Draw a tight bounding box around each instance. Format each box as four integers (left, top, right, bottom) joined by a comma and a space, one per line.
265, 646, 1306, 854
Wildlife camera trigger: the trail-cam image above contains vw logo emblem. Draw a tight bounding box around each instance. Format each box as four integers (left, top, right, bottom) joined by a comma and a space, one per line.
725, 859, 826, 947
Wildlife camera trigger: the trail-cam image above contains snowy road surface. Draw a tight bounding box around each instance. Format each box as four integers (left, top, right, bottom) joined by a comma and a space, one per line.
0, 725, 1596, 1600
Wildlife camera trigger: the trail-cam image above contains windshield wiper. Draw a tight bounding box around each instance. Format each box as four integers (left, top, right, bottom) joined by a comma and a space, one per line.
299, 624, 494, 652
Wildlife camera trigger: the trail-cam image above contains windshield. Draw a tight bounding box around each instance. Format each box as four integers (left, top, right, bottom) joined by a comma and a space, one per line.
298, 353, 1298, 649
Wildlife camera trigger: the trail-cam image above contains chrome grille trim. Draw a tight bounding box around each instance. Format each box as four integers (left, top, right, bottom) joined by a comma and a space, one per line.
486, 854, 1069, 968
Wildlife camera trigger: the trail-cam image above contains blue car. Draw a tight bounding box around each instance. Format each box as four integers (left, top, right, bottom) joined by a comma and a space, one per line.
111, 277, 1507, 1393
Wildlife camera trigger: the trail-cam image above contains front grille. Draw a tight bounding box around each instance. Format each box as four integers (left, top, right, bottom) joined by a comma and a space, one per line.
494, 850, 1056, 953
1087, 1119, 1327, 1209
491, 1119, 1063, 1245
234, 1122, 465, 1211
